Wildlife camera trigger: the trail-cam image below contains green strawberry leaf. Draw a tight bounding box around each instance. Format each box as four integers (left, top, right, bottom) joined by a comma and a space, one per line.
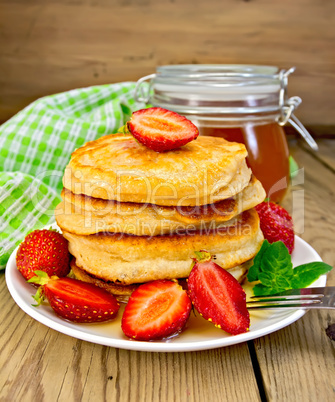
194, 250, 212, 263
28, 270, 50, 285
28, 271, 53, 307
118, 124, 130, 135
48, 226, 59, 233
31, 286, 45, 307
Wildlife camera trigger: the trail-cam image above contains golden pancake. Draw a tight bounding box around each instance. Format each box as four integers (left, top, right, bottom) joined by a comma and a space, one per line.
56, 175, 265, 236
63, 134, 251, 206
70, 258, 251, 299
70, 259, 139, 298
62, 209, 263, 285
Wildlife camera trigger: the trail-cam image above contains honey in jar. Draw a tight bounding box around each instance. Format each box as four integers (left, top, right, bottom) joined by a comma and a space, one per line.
135, 65, 317, 203
200, 122, 289, 202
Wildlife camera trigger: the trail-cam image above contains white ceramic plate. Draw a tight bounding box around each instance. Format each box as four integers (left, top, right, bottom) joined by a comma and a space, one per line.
6, 235, 326, 352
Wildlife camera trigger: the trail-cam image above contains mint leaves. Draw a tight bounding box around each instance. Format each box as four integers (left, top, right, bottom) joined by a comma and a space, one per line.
247, 240, 333, 296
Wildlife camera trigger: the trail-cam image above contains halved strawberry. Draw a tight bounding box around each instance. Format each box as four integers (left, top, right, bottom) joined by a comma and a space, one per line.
121, 280, 192, 341
255, 201, 295, 254
127, 107, 199, 152
29, 271, 120, 323
188, 252, 250, 335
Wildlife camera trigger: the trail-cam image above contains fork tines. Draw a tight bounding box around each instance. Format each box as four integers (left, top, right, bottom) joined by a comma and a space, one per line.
246, 286, 335, 310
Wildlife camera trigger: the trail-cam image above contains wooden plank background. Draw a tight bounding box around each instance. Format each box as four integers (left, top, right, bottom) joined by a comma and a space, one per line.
0, 0, 334, 128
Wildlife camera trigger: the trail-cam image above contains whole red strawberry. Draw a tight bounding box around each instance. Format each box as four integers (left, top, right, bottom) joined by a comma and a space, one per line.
255, 202, 295, 254
16, 229, 70, 280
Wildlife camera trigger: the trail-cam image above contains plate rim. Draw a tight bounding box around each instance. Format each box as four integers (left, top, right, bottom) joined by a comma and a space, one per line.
5, 235, 327, 352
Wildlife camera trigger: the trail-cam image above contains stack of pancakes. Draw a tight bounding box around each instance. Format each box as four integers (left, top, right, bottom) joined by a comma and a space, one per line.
56, 134, 265, 297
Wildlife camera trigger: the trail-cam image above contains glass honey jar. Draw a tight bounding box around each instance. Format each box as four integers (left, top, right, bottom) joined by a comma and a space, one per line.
135, 65, 318, 203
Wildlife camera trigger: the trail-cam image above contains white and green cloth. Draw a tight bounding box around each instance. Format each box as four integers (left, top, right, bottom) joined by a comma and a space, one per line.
0, 82, 147, 269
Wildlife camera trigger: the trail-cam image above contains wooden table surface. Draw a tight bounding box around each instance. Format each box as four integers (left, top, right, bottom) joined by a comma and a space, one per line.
0, 138, 334, 402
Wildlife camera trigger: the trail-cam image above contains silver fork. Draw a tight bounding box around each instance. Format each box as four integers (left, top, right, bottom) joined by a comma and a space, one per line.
246, 287, 335, 310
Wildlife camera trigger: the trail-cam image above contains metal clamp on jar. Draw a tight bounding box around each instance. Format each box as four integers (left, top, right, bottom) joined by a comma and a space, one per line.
134, 65, 318, 202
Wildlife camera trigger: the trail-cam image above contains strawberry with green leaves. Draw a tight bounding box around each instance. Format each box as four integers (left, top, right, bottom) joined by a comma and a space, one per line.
16, 229, 70, 280
29, 271, 120, 323
187, 251, 250, 335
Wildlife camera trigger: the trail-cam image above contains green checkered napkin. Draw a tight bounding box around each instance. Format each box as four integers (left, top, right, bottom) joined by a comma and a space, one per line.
0, 82, 147, 269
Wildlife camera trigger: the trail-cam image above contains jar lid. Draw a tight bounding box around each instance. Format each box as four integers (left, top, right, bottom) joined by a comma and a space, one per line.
136, 64, 288, 115
155, 64, 279, 89
134, 65, 318, 150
